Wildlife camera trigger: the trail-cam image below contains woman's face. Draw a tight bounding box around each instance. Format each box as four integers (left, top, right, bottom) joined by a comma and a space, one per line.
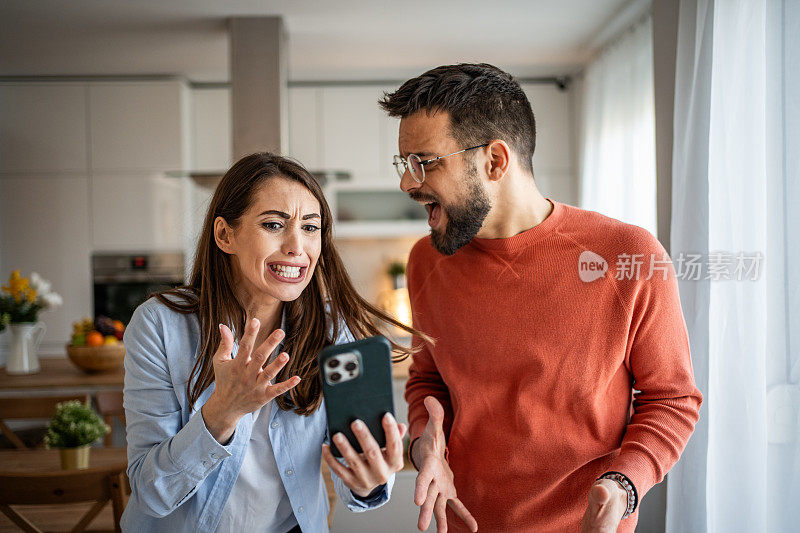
215, 176, 323, 303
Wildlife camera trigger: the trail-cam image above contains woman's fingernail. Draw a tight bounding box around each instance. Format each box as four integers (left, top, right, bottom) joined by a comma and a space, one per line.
353, 419, 364, 429
218, 324, 223, 331
251, 318, 259, 327
334, 432, 345, 442
384, 412, 395, 423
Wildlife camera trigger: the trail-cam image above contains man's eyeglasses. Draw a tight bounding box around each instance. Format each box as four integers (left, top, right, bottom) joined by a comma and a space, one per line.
392, 143, 489, 183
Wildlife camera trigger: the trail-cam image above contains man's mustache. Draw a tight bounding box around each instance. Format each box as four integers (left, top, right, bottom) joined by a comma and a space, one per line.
408, 191, 440, 204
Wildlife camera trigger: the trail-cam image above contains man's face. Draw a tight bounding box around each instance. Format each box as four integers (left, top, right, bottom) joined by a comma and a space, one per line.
398, 110, 491, 256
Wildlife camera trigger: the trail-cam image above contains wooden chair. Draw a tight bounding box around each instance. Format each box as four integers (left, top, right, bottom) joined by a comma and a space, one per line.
0, 395, 91, 450
94, 392, 125, 447
321, 460, 337, 527
0, 465, 129, 533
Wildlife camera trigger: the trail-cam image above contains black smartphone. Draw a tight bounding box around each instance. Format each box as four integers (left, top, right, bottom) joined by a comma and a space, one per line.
318, 335, 394, 457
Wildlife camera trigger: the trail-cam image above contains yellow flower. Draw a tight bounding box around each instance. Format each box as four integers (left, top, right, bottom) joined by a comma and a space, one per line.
2, 270, 34, 303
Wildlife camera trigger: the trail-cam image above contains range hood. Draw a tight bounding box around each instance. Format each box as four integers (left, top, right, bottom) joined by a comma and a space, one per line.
167, 16, 350, 189
168, 16, 287, 188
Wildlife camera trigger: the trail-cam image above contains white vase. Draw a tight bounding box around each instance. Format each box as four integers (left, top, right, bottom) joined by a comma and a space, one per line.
6, 322, 46, 374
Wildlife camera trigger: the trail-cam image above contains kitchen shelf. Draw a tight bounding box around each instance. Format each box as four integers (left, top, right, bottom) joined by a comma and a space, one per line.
333, 220, 429, 239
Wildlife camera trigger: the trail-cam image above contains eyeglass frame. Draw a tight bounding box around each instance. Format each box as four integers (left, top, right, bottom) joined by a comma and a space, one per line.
392, 143, 490, 183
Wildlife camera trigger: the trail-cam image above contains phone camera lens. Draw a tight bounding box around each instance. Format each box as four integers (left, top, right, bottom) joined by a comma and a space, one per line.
327, 359, 340, 368
344, 362, 357, 372
330, 372, 341, 382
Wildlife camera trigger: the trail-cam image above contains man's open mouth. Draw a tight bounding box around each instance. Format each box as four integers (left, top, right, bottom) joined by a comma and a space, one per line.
424, 201, 442, 228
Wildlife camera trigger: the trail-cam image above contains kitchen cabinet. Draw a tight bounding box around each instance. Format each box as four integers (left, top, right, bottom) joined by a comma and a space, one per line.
286, 84, 421, 238
0, 83, 88, 174
191, 87, 231, 172
90, 173, 189, 252
287, 87, 322, 169
0, 175, 92, 355
89, 81, 189, 172
321, 86, 385, 182
319, 85, 402, 184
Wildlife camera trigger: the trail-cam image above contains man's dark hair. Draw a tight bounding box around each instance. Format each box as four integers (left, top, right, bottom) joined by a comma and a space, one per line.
379, 63, 536, 174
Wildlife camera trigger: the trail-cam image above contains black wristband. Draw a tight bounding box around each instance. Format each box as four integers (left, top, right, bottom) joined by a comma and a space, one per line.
596, 471, 638, 518
408, 436, 422, 470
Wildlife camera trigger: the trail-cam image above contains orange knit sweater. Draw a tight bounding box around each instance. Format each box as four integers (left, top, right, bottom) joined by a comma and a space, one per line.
405, 199, 702, 533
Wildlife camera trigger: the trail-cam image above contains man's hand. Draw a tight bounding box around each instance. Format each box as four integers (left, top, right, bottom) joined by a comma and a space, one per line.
412, 396, 478, 533
580, 479, 629, 533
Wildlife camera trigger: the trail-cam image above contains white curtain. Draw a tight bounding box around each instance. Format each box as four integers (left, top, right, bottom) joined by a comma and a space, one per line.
579, 15, 657, 236
667, 0, 800, 532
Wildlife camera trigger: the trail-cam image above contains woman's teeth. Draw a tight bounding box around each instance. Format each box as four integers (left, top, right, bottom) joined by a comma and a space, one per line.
270, 264, 301, 278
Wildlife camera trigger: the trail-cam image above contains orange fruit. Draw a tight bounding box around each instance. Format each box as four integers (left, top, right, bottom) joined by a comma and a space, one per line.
112, 320, 125, 332
86, 331, 104, 347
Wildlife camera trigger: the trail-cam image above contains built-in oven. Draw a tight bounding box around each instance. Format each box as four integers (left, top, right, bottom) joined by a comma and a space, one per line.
92, 252, 185, 325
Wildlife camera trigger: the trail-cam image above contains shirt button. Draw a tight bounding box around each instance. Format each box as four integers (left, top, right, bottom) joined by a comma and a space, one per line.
202, 461, 209, 467
286, 469, 294, 476
210, 453, 217, 459
271, 421, 279, 429
298, 506, 304, 513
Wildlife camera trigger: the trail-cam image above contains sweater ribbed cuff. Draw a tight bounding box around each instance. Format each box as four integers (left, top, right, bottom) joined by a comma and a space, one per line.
607, 451, 659, 501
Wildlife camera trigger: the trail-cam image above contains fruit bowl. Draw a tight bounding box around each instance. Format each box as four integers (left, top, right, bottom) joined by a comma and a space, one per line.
66, 343, 125, 373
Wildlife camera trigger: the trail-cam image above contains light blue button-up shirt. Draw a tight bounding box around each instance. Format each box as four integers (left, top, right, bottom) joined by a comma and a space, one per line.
121, 295, 393, 533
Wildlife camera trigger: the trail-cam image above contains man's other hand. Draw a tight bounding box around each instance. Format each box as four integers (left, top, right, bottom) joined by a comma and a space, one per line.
412, 396, 478, 533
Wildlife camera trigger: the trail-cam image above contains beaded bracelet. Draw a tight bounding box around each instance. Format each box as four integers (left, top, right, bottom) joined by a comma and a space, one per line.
596, 471, 638, 519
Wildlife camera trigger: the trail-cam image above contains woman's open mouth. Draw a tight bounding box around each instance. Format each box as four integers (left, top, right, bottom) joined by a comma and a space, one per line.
267, 262, 308, 284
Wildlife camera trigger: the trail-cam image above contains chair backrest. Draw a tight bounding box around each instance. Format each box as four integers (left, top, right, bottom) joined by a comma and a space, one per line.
0, 395, 91, 450
321, 460, 337, 527
0, 465, 129, 533
94, 391, 125, 447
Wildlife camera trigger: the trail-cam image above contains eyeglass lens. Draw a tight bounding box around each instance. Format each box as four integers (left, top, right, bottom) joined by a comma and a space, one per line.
393, 154, 426, 183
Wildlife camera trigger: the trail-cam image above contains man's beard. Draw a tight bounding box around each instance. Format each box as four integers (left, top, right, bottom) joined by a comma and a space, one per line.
411, 165, 491, 256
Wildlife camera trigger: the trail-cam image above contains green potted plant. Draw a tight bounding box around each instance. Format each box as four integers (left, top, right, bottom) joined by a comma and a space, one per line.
43, 400, 110, 470
387, 261, 407, 290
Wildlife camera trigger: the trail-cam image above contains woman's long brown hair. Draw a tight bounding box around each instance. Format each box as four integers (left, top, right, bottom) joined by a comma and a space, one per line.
153, 152, 430, 415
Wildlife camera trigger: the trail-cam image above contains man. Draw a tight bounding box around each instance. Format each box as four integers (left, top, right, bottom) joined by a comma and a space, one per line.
379, 63, 702, 533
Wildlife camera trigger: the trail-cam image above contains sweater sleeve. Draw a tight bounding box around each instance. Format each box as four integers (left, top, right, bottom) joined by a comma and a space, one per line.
608, 237, 703, 498
405, 339, 454, 443
404, 240, 454, 443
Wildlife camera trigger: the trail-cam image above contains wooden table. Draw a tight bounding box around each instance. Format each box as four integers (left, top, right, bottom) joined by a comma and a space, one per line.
0, 448, 127, 532
0, 358, 123, 396
0, 448, 127, 473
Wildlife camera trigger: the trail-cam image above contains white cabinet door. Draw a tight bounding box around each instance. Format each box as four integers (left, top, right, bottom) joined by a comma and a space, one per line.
89, 81, 188, 172
0, 83, 88, 174
321, 86, 386, 183
288, 87, 322, 170
91, 173, 188, 251
521, 83, 573, 174
0, 175, 92, 354
191, 87, 231, 172
378, 84, 402, 184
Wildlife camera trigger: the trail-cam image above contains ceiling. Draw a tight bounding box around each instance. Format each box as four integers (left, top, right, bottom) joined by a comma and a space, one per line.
0, 0, 636, 82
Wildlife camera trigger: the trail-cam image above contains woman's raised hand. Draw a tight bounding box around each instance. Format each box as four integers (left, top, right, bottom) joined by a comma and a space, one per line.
201, 318, 301, 444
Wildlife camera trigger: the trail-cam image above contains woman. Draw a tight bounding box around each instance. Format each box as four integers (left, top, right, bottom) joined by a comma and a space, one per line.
122, 153, 426, 533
